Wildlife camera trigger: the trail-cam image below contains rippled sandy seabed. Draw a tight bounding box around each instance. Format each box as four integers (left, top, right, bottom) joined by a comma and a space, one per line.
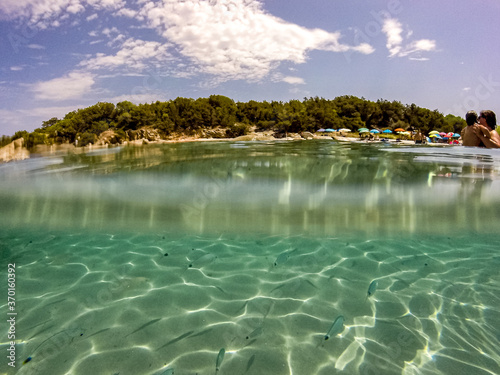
1, 141, 500, 375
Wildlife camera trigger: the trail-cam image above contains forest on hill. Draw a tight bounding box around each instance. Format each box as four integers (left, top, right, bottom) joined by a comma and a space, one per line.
2, 95, 465, 148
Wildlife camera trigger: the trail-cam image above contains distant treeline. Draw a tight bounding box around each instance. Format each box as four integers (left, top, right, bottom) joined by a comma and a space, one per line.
3, 95, 466, 148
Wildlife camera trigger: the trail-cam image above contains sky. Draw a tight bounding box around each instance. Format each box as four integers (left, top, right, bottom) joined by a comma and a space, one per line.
1, 0, 499, 136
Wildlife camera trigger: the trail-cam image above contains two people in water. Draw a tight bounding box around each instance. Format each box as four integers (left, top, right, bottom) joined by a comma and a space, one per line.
461, 110, 500, 148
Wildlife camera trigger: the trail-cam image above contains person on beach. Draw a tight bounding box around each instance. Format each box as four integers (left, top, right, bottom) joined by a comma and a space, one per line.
461, 111, 485, 147
474, 110, 500, 148
414, 131, 425, 144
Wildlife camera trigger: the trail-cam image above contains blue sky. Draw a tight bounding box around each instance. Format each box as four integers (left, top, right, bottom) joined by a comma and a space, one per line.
1, 0, 499, 135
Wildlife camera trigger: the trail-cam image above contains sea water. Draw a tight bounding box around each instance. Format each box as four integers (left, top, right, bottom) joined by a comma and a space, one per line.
0, 141, 499, 375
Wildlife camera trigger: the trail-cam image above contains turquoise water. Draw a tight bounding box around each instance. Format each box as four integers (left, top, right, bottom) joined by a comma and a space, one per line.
1, 141, 500, 375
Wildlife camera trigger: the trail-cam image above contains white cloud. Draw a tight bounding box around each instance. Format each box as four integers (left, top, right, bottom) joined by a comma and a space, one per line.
414, 39, 436, 51
0, 0, 125, 27
137, 0, 373, 82
408, 57, 429, 61
382, 18, 436, 59
27, 44, 46, 49
10, 66, 24, 71
382, 18, 403, 57
31, 71, 95, 100
116, 7, 137, 18
67, 2, 84, 14
104, 92, 166, 104
80, 38, 173, 72
282, 76, 305, 85
86, 13, 98, 21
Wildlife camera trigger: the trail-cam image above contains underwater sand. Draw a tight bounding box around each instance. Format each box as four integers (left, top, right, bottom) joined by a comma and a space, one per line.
1, 229, 499, 375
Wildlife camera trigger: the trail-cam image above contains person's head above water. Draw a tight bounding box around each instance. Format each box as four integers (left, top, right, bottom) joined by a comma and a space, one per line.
479, 110, 497, 130
465, 110, 478, 126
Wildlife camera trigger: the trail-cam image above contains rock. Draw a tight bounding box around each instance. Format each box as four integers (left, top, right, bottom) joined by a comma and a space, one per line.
95, 130, 123, 145
128, 127, 161, 141
0, 137, 30, 162
301, 132, 315, 139
204, 128, 227, 138
233, 134, 276, 141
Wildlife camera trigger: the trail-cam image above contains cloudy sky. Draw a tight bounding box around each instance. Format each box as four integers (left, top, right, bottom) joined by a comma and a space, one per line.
1, 0, 499, 135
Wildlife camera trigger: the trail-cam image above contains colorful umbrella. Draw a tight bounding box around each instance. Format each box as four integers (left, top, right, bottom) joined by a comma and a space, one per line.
394, 128, 406, 132
359, 129, 369, 133
317, 129, 326, 132
452, 133, 461, 138
429, 130, 439, 134
370, 129, 380, 133
325, 129, 335, 132
339, 128, 352, 132
439, 132, 447, 136
382, 129, 392, 133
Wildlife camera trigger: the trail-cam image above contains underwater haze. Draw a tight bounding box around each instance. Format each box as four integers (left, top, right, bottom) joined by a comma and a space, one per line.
1, 141, 499, 375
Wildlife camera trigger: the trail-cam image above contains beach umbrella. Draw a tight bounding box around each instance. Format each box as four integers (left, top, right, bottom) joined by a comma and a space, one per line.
317, 129, 326, 132
359, 129, 369, 133
452, 133, 461, 138
325, 129, 335, 132
446, 132, 454, 137
339, 128, 352, 132
394, 128, 406, 132
429, 130, 439, 135
370, 129, 380, 133
429, 134, 442, 138
382, 129, 392, 133
439, 132, 447, 136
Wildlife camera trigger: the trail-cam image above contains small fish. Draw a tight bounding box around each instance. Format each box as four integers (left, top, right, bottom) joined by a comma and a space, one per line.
245, 327, 263, 340
274, 252, 289, 266
269, 283, 287, 294
24, 328, 83, 364
159, 368, 174, 375
324, 315, 344, 340
126, 318, 161, 337
215, 348, 225, 372
188, 253, 217, 268
86, 328, 111, 339
245, 354, 256, 373
188, 328, 213, 339
367, 280, 378, 298
157, 331, 194, 351
273, 248, 298, 267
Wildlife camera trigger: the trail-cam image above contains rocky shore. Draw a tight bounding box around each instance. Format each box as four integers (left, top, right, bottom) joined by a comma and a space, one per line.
0, 138, 30, 163
0, 129, 328, 162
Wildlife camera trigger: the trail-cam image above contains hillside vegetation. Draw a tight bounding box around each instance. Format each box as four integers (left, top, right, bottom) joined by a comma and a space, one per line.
2, 95, 466, 148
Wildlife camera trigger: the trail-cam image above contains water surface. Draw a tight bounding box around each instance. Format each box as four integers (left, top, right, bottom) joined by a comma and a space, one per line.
1, 141, 499, 375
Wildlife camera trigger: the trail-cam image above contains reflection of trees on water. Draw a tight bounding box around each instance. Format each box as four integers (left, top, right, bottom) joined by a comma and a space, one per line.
61, 142, 440, 187
6, 142, 499, 235
457, 156, 494, 232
